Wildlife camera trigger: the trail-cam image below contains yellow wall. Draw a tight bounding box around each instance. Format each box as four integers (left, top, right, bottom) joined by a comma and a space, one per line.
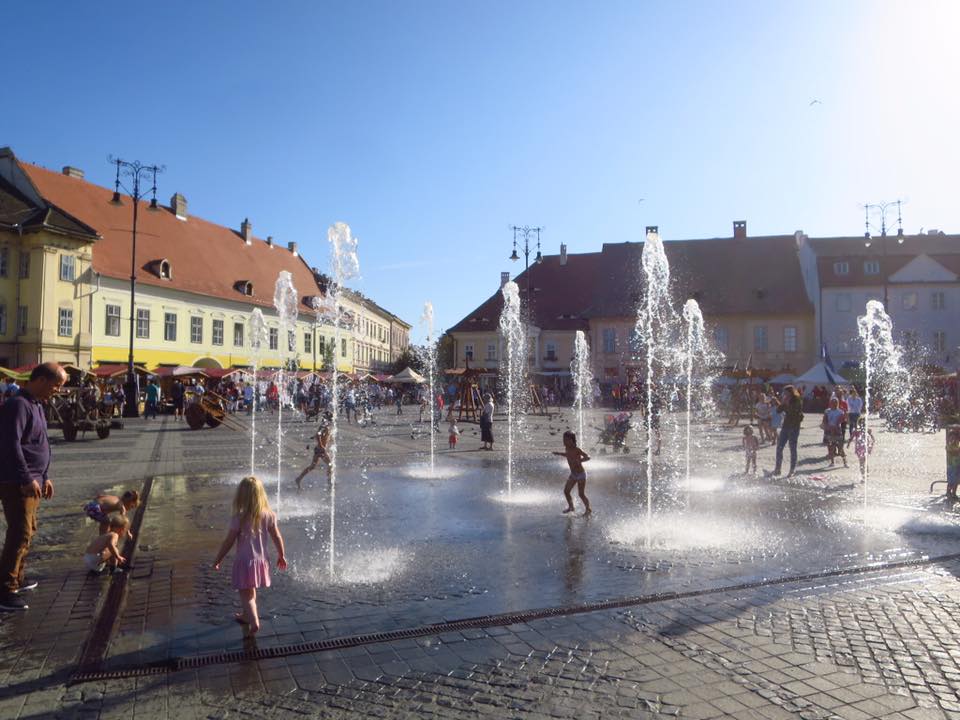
90, 276, 353, 371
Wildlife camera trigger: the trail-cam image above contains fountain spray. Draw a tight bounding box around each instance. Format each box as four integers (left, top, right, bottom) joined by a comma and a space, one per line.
571, 330, 593, 445
499, 281, 524, 495
273, 271, 299, 517
326, 222, 360, 579
682, 299, 705, 487
421, 302, 437, 476
249, 308, 268, 476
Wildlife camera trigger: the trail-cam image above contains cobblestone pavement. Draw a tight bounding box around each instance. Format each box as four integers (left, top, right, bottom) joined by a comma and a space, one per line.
0, 407, 957, 718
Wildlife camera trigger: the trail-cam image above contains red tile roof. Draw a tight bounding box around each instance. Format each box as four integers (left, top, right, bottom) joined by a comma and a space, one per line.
20, 162, 323, 314
448, 235, 813, 333
810, 234, 960, 287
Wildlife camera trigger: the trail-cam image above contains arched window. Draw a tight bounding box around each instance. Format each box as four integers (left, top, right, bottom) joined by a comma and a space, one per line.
159, 260, 172, 279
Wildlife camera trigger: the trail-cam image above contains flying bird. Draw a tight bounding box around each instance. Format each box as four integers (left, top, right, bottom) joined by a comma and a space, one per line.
809, 99, 822, 106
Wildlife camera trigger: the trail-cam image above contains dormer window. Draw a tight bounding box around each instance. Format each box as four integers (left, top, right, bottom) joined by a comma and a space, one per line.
148, 259, 172, 280
235, 280, 254, 296
833, 261, 849, 276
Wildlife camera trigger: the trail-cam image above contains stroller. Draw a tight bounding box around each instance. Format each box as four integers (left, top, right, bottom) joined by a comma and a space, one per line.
597, 412, 632, 453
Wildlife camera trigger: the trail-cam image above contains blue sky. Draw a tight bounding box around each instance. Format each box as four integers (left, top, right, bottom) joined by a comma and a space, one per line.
6, 1, 958, 341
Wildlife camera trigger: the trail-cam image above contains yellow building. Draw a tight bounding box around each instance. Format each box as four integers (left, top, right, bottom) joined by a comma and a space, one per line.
340, 288, 411, 375
1, 147, 355, 373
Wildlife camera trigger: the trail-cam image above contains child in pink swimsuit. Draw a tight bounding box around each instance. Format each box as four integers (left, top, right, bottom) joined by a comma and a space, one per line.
213, 476, 287, 634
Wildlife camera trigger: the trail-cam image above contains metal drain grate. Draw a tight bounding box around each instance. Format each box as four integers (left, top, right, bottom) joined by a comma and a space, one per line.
70, 550, 959, 683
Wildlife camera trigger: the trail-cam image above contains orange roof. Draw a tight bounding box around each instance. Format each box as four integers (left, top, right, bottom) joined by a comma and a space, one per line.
20, 163, 323, 314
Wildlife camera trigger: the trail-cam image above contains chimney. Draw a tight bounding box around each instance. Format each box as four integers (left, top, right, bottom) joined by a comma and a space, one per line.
61, 166, 84, 179
500, 271, 510, 288
241, 218, 253, 244
645, 225, 658, 236
560, 243, 568, 266
170, 193, 188, 220
287, 241, 298, 256
265, 235, 273, 247
733, 220, 747, 239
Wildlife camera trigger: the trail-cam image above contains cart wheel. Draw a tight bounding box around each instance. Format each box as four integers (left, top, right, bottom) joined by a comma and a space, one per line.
205, 412, 223, 428
63, 419, 78, 442
96, 423, 111, 439
185, 404, 206, 430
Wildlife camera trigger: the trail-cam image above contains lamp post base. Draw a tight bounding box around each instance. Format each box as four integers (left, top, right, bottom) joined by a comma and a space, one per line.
122, 375, 140, 418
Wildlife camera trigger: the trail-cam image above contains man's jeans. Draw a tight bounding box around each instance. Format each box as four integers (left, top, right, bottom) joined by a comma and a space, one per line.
0, 484, 39, 594
774, 425, 801, 475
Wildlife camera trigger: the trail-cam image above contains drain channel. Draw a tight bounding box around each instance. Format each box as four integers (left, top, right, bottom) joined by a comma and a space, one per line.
70, 550, 959, 683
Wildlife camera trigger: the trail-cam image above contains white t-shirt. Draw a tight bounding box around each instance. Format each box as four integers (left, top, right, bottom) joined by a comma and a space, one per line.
824, 408, 845, 430
847, 396, 863, 414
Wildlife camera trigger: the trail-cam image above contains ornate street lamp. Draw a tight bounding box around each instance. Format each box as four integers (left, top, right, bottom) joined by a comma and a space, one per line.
109, 156, 164, 418
863, 200, 905, 310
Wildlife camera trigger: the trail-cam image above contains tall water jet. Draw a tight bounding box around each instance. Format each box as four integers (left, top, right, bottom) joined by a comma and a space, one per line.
273, 270, 299, 516
421, 301, 437, 476
634, 229, 675, 533
499, 281, 525, 495
249, 308, 268, 476
326, 222, 360, 579
571, 330, 593, 445
857, 299, 907, 506
681, 299, 706, 486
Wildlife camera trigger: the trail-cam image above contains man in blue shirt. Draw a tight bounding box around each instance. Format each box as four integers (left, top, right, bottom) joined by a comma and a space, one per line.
0, 362, 66, 611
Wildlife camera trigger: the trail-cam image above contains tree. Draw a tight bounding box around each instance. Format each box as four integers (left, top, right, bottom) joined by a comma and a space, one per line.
389, 346, 426, 376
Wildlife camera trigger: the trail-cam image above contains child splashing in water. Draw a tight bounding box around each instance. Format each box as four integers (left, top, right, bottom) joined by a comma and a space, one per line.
213, 476, 287, 635
553, 431, 592, 516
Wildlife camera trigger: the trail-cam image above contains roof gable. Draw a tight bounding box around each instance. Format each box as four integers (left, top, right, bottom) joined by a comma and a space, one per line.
889, 254, 958, 283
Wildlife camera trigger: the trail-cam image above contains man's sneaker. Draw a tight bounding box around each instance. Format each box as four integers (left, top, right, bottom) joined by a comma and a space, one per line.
0, 593, 29, 611
14, 578, 39, 593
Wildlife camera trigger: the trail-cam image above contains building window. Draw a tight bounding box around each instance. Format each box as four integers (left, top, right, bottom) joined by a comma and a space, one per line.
17, 306, 27, 334
136, 308, 150, 338
753, 326, 768, 352
159, 260, 171, 279
164, 312, 177, 341
341, 338, 347, 357
304, 332, 312, 354
902, 292, 918, 311
0, 305, 5, 335
319, 336, 326, 354
783, 326, 797, 353
932, 291, 946, 310
835, 293, 852, 312
190, 316, 203, 344
18, 251, 29, 279
464, 343, 474, 361
602, 328, 617, 353
233, 322, 244, 347
833, 261, 849, 276
58, 308, 73, 337
105, 304, 121, 336
713, 326, 729, 353
545, 342, 557, 361
269, 328, 278, 350
864, 260, 880, 275
59, 254, 76, 281
212, 319, 224, 346
486, 343, 497, 361
934, 331, 947, 353
0, 248, 7, 277
287, 330, 296, 352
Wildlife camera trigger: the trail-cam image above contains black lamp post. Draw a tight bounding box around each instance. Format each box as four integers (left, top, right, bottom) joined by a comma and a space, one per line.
863, 200, 904, 311
109, 156, 164, 418
509, 225, 543, 314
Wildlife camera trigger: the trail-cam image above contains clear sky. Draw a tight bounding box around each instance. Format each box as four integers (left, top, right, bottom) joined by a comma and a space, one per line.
6, 1, 958, 342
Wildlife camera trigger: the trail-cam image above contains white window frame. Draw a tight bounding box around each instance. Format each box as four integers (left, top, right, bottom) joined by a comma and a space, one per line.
59, 254, 77, 281
833, 261, 849, 276
304, 332, 312, 354
58, 308, 73, 337
212, 319, 224, 346
233, 322, 244, 347
164, 312, 177, 342
545, 341, 558, 361
602, 328, 616, 353
136, 308, 150, 339
486, 343, 496, 361
753, 325, 768, 352
269, 328, 279, 350
783, 326, 797, 353
863, 260, 880, 275
464, 343, 474, 361
105, 304, 121, 337
932, 291, 946, 310
190, 316, 203, 344
17, 306, 27, 334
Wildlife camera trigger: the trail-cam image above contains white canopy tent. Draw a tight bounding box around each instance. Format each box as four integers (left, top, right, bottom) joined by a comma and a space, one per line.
792, 362, 850, 386
385, 367, 426, 384
768, 372, 796, 385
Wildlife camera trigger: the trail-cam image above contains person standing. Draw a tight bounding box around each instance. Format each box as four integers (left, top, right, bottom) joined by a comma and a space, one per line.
480, 393, 495, 450
0, 362, 66, 610
171, 378, 185, 421
846, 388, 863, 439
772, 385, 803, 478
145, 379, 161, 420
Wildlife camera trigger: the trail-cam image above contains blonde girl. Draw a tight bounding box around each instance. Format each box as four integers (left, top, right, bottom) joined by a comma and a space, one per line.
213, 476, 287, 634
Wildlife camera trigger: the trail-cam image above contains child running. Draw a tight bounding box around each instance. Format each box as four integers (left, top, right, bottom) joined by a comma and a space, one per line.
294, 414, 333, 490
83, 490, 140, 538
83, 515, 128, 574
742, 425, 759, 475
213, 476, 287, 635
822, 397, 848, 467
448, 419, 460, 450
553, 431, 592, 516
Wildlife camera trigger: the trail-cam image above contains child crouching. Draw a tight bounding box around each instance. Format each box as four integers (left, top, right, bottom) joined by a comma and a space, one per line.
84, 515, 128, 574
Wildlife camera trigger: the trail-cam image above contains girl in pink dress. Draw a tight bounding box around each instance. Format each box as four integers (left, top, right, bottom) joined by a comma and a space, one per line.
213, 476, 287, 634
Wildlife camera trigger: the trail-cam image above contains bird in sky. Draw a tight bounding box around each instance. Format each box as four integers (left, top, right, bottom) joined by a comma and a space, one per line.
809, 99, 822, 106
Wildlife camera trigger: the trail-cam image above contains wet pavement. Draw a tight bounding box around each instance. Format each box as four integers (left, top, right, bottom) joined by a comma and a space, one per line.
1, 407, 959, 718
